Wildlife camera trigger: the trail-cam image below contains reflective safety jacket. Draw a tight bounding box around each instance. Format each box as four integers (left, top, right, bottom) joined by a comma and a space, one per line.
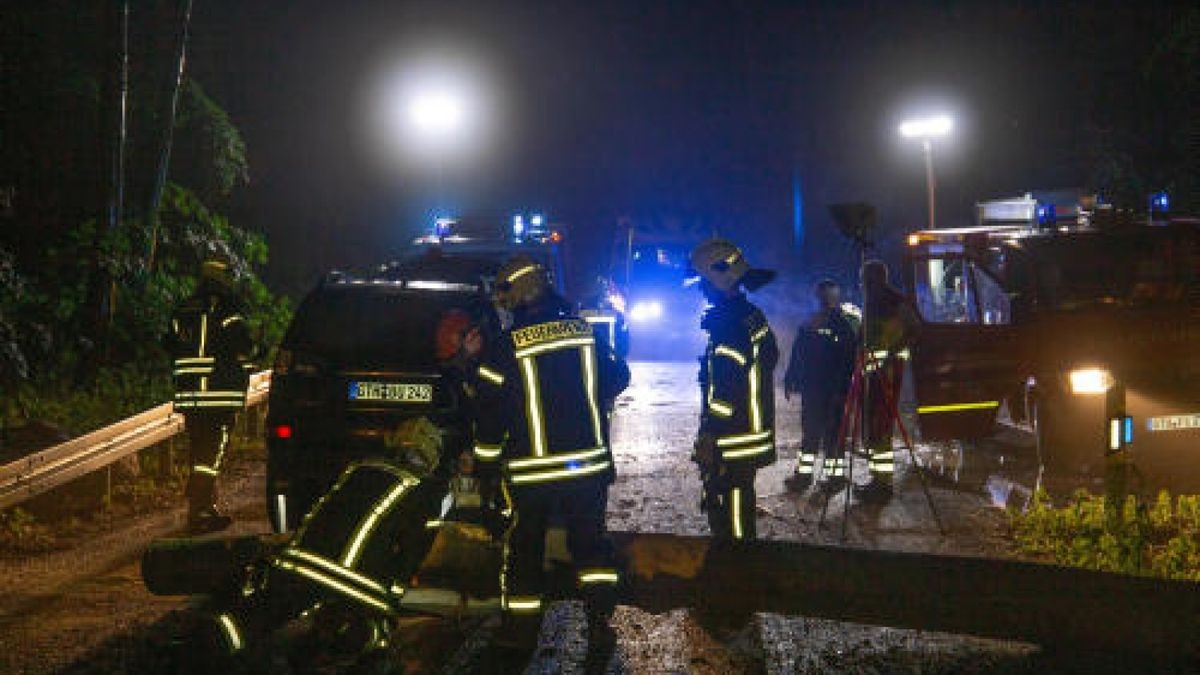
784, 304, 859, 397
168, 286, 253, 412
474, 301, 630, 488
579, 307, 630, 360
272, 460, 436, 613
699, 296, 779, 469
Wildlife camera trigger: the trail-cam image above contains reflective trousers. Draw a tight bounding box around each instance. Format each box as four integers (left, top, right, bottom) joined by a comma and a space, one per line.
185, 411, 237, 515
702, 465, 757, 541
502, 478, 619, 617
795, 388, 848, 480
865, 358, 903, 478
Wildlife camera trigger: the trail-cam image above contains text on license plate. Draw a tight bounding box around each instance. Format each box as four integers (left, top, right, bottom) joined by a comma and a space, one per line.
348, 381, 433, 403
1146, 414, 1200, 432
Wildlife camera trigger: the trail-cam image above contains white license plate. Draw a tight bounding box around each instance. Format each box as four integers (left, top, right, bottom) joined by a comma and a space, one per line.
1146, 414, 1200, 432
348, 381, 433, 403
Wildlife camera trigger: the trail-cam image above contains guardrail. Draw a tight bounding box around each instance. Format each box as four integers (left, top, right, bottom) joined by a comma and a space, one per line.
0, 371, 272, 510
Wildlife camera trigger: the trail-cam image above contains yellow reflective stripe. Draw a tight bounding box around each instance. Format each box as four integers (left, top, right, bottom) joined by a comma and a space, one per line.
708, 400, 734, 418
174, 357, 215, 365
341, 478, 416, 566
505, 264, 539, 283
474, 444, 503, 459
478, 366, 505, 386
917, 401, 999, 414
176, 401, 245, 409
198, 313, 208, 359
581, 344, 605, 447
1109, 418, 1121, 451
749, 343, 763, 432
721, 443, 774, 460
507, 447, 608, 470
177, 390, 247, 398
716, 430, 773, 447
519, 357, 547, 456
504, 596, 542, 612
731, 488, 744, 539
514, 335, 595, 359
221, 315, 244, 328
281, 549, 388, 595
273, 560, 392, 612
751, 326, 770, 343
192, 465, 219, 476
508, 460, 611, 485
578, 569, 620, 585
714, 344, 747, 366
217, 614, 243, 652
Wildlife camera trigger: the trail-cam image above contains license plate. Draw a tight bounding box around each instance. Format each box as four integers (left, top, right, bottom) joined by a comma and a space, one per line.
348, 381, 433, 403
1146, 414, 1200, 432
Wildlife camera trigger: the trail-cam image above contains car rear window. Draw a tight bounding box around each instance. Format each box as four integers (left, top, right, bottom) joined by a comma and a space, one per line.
284, 286, 490, 369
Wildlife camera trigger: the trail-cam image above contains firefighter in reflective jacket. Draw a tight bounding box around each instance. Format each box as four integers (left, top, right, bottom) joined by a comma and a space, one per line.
858, 260, 919, 503
689, 239, 778, 541
784, 280, 860, 493
472, 255, 630, 655
168, 259, 253, 533
578, 277, 631, 361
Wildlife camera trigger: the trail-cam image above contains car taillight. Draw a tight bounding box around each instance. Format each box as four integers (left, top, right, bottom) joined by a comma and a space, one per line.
273, 348, 294, 376
273, 424, 294, 440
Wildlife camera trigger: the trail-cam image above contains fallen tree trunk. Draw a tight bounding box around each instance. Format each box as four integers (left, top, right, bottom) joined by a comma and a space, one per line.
144, 528, 1200, 659
614, 533, 1200, 658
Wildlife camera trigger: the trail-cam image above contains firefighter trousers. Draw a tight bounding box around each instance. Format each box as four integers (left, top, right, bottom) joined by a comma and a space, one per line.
703, 465, 757, 541
796, 389, 848, 481
501, 478, 619, 618
865, 359, 904, 480
185, 411, 237, 515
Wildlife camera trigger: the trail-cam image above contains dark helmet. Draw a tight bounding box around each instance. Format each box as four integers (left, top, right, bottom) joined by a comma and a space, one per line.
494, 255, 551, 311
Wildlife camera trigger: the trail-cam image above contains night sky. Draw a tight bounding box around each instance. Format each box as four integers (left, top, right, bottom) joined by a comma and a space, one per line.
188, 1, 1185, 293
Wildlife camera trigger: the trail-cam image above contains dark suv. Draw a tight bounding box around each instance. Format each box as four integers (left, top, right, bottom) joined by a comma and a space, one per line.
265, 253, 501, 532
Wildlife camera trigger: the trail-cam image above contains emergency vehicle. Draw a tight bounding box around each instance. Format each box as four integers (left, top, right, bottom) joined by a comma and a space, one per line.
607, 217, 712, 358
904, 193, 1200, 487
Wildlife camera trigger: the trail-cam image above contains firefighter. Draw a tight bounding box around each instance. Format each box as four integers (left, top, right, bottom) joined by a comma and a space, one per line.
168, 258, 254, 533
858, 260, 919, 503
472, 255, 630, 662
688, 239, 778, 541
784, 280, 859, 493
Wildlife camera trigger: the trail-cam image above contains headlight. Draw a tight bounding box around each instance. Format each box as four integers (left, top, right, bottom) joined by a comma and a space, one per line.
629, 300, 664, 322
1069, 367, 1114, 395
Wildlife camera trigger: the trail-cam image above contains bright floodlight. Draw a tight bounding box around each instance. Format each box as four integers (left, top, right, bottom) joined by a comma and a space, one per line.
407, 90, 465, 137
899, 115, 954, 139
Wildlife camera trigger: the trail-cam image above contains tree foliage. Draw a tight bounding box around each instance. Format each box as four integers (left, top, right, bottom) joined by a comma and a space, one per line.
0, 3, 289, 426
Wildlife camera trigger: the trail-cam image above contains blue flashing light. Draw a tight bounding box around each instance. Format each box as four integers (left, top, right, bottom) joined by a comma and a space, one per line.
1036, 203, 1056, 227
434, 217, 455, 238
530, 214, 545, 228
1123, 416, 1134, 445
1151, 191, 1170, 211
512, 215, 525, 238
565, 461, 583, 471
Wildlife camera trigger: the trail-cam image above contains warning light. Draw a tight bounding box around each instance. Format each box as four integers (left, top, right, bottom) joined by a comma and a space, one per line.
907, 233, 921, 247
273, 424, 294, 440
550, 230, 563, 243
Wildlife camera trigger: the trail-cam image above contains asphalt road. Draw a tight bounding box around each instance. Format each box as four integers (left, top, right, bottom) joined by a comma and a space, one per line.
1, 361, 1045, 674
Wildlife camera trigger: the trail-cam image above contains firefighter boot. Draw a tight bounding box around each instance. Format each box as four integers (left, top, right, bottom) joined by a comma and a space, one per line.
854, 479, 893, 505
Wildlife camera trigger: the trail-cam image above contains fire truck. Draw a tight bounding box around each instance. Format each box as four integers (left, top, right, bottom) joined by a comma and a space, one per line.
903, 192, 1200, 487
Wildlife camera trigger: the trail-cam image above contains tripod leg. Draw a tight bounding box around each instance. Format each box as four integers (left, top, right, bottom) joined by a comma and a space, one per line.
840, 354, 867, 542
819, 360, 862, 533
879, 372, 946, 537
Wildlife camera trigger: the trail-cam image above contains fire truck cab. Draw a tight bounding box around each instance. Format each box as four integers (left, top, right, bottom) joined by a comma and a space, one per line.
904, 194, 1200, 486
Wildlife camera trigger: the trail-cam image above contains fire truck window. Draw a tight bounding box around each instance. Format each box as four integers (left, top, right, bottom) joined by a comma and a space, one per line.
971, 264, 1010, 325
914, 257, 978, 324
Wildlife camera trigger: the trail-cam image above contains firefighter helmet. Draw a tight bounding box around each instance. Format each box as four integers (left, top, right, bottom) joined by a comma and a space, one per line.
688, 239, 775, 293
494, 255, 550, 311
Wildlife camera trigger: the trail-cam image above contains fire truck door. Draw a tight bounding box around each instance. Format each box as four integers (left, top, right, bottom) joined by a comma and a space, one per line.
908, 253, 1020, 441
